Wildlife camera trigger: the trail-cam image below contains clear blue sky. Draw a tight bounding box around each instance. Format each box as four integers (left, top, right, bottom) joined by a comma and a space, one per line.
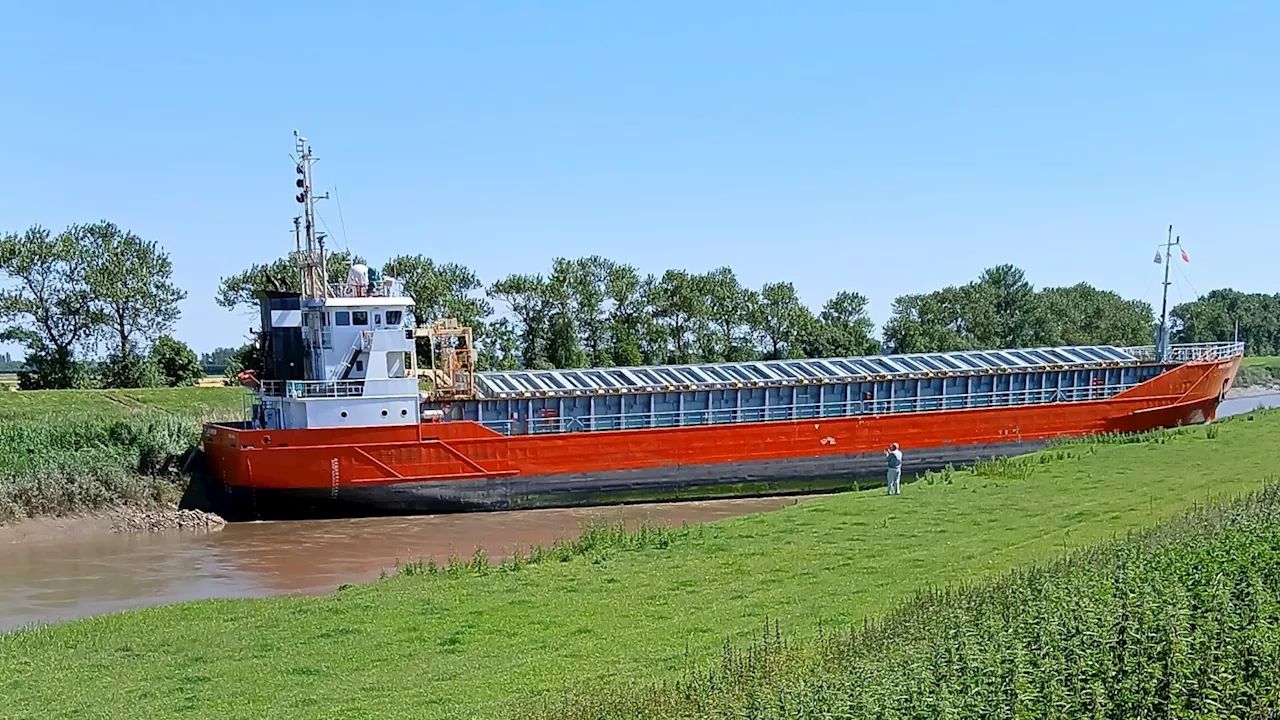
2, 1, 1277, 358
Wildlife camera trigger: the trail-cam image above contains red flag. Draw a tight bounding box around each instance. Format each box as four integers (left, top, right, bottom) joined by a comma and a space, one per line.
1181, 248, 1190, 263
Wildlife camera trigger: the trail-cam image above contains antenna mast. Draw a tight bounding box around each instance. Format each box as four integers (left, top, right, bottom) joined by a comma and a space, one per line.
293, 130, 330, 300
1155, 224, 1181, 362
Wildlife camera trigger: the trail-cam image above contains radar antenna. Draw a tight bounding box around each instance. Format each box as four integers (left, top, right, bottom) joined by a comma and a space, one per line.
292, 130, 331, 300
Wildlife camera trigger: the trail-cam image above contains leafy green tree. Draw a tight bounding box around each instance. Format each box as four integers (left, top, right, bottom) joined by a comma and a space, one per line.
701, 267, 757, 362
604, 265, 658, 367
541, 259, 587, 369
99, 346, 162, 388
200, 346, 239, 373
0, 224, 103, 388
964, 264, 1048, 349
382, 254, 492, 368
883, 266, 1053, 353
381, 255, 490, 330
476, 317, 520, 371
1040, 283, 1154, 347
649, 270, 707, 364
490, 273, 553, 369
216, 250, 363, 312
881, 288, 971, 354
753, 281, 816, 360
151, 335, 205, 387
83, 221, 186, 370
1172, 290, 1280, 356
556, 256, 615, 367
223, 341, 259, 383
805, 291, 879, 357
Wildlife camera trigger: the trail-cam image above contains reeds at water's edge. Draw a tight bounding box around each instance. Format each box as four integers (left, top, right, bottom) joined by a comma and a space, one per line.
0, 414, 207, 523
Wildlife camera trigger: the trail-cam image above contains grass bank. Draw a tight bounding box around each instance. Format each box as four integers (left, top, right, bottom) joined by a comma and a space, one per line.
2, 410, 1277, 719
0, 386, 244, 524
0, 385, 244, 421
1238, 355, 1280, 389
543, 481, 1280, 719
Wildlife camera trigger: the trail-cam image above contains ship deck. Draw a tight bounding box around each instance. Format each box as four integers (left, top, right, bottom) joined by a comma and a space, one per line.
447, 342, 1243, 436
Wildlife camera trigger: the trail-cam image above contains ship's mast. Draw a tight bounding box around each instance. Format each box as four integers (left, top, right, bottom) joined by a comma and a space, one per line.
293, 131, 330, 301
1155, 224, 1181, 362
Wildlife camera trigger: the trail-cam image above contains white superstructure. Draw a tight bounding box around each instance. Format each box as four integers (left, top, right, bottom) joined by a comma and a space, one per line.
248, 132, 448, 431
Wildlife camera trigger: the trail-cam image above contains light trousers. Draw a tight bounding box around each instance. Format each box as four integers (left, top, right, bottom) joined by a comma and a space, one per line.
886, 467, 901, 495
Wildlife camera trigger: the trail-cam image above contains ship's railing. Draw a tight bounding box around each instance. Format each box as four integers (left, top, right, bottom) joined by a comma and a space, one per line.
327, 278, 407, 299
1122, 341, 1246, 363
477, 380, 1141, 435
259, 379, 366, 398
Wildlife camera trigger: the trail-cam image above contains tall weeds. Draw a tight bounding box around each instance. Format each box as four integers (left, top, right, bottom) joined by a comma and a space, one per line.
382, 520, 685, 580
532, 480, 1280, 720
0, 414, 201, 523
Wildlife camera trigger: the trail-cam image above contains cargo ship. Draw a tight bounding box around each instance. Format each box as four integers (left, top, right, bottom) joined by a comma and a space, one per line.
199, 134, 1244, 519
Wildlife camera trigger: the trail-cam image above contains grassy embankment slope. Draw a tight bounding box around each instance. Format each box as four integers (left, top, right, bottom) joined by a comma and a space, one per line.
0, 386, 243, 523
548, 477, 1280, 719
2, 408, 1277, 720
1238, 355, 1280, 389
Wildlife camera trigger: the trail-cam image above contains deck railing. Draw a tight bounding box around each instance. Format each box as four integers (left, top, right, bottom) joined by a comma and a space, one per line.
327, 278, 407, 299
477, 380, 1141, 436
1123, 342, 1245, 363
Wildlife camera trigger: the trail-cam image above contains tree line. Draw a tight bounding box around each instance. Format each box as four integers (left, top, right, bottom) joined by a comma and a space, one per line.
5, 220, 1275, 391
215, 250, 1274, 376
0, 223, 203, 389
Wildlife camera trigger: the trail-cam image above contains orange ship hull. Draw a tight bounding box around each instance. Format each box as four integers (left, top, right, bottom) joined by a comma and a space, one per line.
200, 356, 1239, 517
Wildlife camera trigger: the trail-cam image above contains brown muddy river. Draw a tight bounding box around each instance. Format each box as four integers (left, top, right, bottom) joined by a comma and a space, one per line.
0, 496, 804, 632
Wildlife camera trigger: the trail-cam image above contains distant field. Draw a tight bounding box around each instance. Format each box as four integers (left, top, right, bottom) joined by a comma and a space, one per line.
0, 386, 246, 422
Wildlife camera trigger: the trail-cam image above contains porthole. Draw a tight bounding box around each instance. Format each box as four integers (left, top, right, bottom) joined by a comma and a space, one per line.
400, 409, 408, 416
381, 409, 388, 417
340, 411, 348, 418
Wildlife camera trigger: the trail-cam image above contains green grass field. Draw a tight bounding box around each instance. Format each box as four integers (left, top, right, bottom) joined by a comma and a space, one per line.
2, 409, 1277, 720
0, 386, 245, 422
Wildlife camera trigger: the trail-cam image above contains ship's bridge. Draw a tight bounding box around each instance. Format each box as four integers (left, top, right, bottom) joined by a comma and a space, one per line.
251, 266, 423, 430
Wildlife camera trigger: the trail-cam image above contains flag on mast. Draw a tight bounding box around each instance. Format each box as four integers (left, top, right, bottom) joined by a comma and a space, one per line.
1153, 250, 1163, 264
1181, 248, 1189, 263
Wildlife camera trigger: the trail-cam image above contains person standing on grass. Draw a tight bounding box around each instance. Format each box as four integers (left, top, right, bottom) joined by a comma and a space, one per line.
885, 443, 903, 495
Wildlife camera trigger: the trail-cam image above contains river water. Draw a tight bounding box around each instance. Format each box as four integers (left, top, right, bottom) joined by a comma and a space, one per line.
2, 392, 1277, 633
0, 496, 803, 632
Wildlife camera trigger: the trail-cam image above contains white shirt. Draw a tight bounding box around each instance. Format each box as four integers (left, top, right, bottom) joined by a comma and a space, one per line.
887, 449, 902, 469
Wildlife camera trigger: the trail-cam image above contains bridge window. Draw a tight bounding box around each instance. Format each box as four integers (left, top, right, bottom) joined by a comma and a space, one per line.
374, 313, 382, 325
334, 311, 350, 326
353, 311, 369, 326
386, 310, 402, 326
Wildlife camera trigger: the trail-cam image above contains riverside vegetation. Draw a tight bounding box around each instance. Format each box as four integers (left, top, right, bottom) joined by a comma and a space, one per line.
0, 386, 241, 524
1, 408, 1277, 719
1238, 355, 1280, 390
